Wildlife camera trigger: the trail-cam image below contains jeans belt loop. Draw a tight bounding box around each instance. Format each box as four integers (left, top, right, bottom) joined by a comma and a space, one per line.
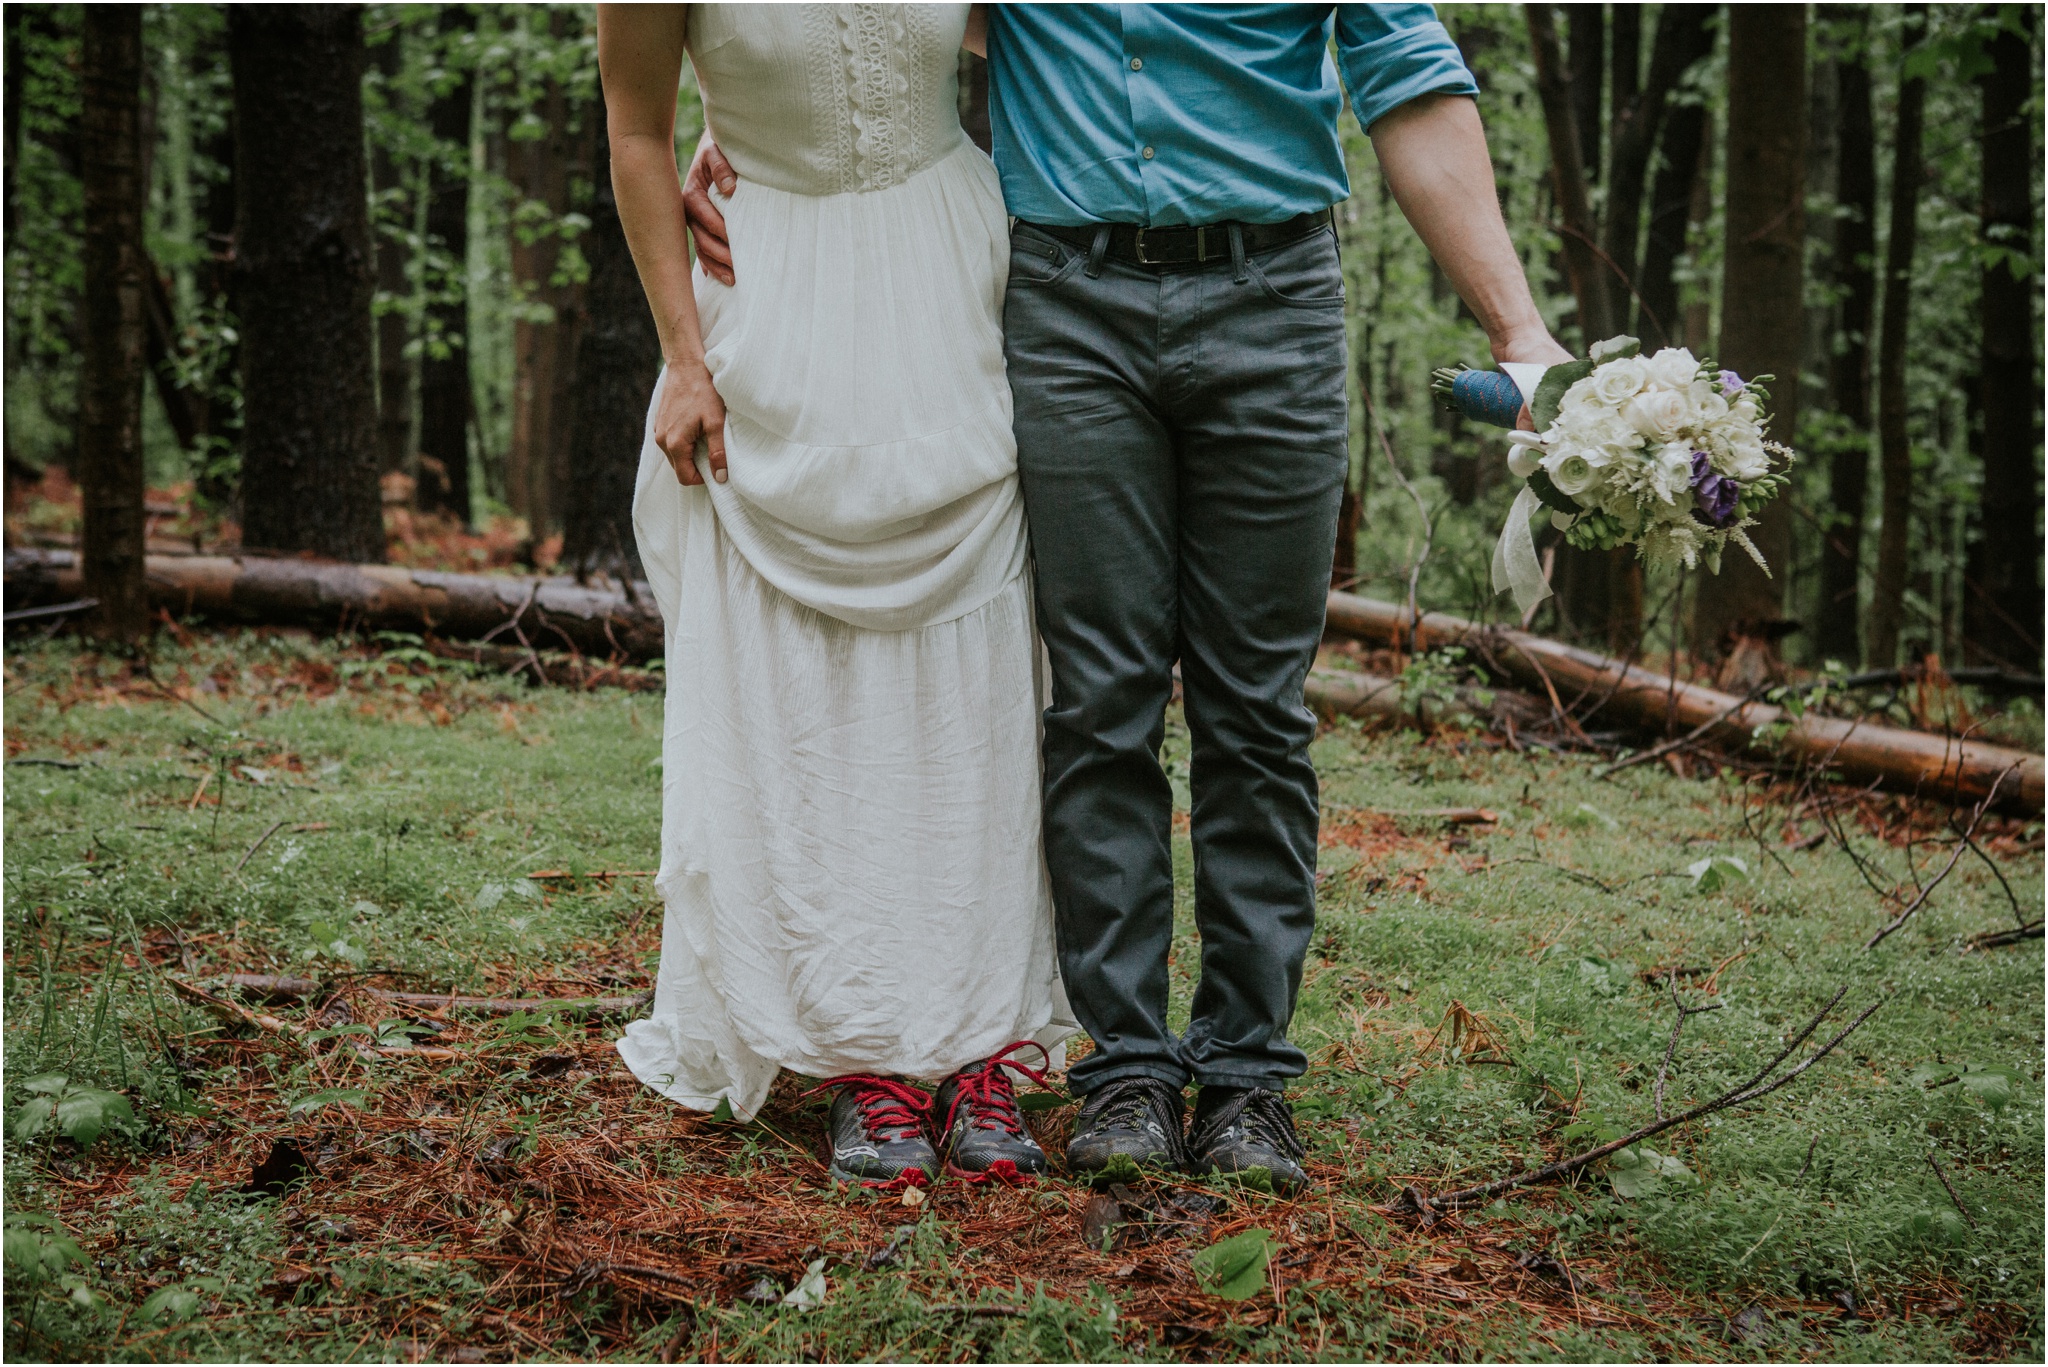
1228, 223, 1248, 283
1086, 223, 1112, 278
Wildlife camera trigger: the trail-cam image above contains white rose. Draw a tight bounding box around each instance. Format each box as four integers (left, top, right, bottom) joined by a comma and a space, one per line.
1689, 382, 1730, 424
1731, 395, 1761, 424
1588, 357, 1649, 407
1648, 441, 1694, 503
1644, 347, 1700, 390
1543, 450, 1599, 497
1722, 438, 1770, 483
1625, 390, 1692, 443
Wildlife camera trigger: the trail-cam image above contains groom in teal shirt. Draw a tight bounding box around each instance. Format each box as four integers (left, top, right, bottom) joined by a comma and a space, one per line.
682, 3, 1566, 1194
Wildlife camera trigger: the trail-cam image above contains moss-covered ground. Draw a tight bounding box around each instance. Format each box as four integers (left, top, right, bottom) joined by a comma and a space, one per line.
4, 629, 2040, 1361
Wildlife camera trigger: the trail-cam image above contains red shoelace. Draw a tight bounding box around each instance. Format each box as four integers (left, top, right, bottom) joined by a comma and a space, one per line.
942, 1040, 1055, 1142
804, 1074, 934, 1144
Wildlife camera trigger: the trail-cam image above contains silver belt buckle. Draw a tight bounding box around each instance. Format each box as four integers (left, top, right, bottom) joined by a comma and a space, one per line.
1133, 225, 1161, 265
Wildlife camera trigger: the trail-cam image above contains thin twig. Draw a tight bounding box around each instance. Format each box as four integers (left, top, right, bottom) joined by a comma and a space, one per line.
1964, 920, 2044, 951
1864, 767, 2014, 949
1655, 977, 1724, 1121
1418, 987, 1882, 1210
1358, 379, 1433, 656
1925, 1151, 1979, 1230
232, 819, 289, 873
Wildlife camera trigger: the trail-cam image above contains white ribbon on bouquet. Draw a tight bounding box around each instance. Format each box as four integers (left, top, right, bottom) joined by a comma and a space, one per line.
1488, 362, 1558, 619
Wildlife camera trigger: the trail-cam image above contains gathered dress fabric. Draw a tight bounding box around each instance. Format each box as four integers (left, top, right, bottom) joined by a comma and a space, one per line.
617, 3, 1071, 1121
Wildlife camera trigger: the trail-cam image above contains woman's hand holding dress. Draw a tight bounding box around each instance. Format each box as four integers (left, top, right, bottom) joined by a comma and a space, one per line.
655, 360, 728, 486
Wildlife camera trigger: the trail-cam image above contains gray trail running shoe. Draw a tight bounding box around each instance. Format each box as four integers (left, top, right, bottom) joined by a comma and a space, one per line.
935, 1044, 1052, 1183
1187, 1086, 1307, 1195
815, 1076, 938, 1190
1065, 1076, 1187, 1184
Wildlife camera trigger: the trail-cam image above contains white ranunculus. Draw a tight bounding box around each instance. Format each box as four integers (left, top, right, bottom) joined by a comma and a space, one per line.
1644, 347, 1700, 390
1588, 357, 1649, 406
1507, 444, 1541, 478
1544, 450, 1599, 497
1648, 442, 1694, 503
1589, 335, 1639, 363
1625, 389, 1692, 442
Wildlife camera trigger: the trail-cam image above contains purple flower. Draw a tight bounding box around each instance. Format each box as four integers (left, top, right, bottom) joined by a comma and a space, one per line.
1718, 369, 1746, 398
1695, 477, 1739, 526
1689, 450, 1739, 527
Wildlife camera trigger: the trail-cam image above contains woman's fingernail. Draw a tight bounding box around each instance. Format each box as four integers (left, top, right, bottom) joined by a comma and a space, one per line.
713, 468, 728, 484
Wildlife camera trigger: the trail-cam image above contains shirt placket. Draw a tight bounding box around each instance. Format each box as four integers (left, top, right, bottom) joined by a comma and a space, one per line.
1119, 4, 1167, 226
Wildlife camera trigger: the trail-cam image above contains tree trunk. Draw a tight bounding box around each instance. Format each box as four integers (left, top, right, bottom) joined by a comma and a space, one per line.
508, 15, 576, 536
228, 4, 384, 563
1694, 5, 1806, 676
1815, 7, 1876, 667
1640, 94, 1708, 352
1565, 4, 1604, 184
415, 7, 475, 526
1525, 4, 1615, 344
1866, 6, 1927, 668
78, 4, 149, 643
1606, 5, 1712, 347
1964, 6, 2041, 670
1527, 4, 1632, 649
559, 112, 661, 579
371, 32, 414, 479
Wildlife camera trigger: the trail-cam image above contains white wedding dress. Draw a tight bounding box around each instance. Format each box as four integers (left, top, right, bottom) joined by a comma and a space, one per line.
618, 3, 1072, 1122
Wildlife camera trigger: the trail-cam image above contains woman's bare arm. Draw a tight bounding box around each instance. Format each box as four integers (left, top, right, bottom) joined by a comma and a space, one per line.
597, 3, 727, 484
964, 4, 986, 58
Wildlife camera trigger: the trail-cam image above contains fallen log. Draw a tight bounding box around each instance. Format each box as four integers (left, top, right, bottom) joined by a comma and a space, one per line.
1303, 667, 1550, 734
5, 547, 664, 661
1322, 591, 2043, 813
363, 987, 651, 1020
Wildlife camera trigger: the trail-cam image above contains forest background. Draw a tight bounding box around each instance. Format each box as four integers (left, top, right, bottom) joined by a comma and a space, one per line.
4, 2, 2041, 678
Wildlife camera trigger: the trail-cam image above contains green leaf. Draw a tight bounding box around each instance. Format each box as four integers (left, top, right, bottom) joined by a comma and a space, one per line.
1525, 468, 1582, 516
1191, 1228, 1277, 1301
476, 882, 507, 910
55, 1087, 132, 1148
1959, 1065, 2016, 1114
1607, 1145, 1694, 1199
23, 1073, 70, 1096
1530, 358, 1597, 432
140, 1285, 202, 1322
1016, 1091, 1073, 1112
13, 1097, 55, 1143
1686, 855, 1748, 894
1901, 1206, 1971, 1246
289, 1088, 370, 1117
709, 1097, 736, 1123
1576, 956, 1631, 997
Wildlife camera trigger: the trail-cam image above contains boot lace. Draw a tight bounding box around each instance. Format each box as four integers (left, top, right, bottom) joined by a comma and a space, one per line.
1081, 1077, 1188, 1164
806, 1075, 933, 1143
1194, 1088, 1305, 1163
943, 1041, 1054, 1140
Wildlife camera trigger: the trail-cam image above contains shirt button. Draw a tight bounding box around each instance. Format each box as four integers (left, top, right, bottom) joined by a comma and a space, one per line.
1141, 146, 1155, 160
1130, 57, 1143, 70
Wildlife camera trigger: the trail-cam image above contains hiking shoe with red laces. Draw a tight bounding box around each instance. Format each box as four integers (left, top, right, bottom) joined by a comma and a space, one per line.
813, 1077, 938, 1189
935, 1043, 1052, 1182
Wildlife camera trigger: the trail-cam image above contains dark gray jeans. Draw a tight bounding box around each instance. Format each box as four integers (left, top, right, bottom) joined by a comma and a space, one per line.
1003, 222, 1349, 1095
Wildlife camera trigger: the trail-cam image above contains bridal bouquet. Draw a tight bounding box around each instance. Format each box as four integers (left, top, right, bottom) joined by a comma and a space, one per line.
1432, 336, 1793, 615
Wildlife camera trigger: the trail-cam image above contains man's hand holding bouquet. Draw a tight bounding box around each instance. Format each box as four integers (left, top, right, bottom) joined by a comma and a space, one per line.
1435, 336, 1794, 616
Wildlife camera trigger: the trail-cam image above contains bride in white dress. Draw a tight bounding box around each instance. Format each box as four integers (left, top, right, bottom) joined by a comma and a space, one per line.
597, 4, 1071, 1187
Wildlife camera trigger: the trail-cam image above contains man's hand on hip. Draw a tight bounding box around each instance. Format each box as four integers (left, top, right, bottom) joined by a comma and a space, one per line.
684, 140, 738, 285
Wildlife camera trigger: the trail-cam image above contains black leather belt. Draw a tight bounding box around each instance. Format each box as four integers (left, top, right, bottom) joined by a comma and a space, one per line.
1023, 208, 1332, 269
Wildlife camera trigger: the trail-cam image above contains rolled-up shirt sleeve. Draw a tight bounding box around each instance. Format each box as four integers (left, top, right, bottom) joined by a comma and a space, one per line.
1334, 4, 1479, 132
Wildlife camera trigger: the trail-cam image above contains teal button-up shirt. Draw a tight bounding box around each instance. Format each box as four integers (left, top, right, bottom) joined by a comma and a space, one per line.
986, 3, 1476, 227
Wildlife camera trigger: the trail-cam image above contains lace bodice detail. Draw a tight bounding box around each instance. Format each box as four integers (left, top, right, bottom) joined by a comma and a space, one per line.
687, 4, 968, 197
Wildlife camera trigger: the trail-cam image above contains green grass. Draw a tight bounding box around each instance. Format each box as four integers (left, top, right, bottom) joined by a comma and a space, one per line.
4, 629, 2041, 1361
